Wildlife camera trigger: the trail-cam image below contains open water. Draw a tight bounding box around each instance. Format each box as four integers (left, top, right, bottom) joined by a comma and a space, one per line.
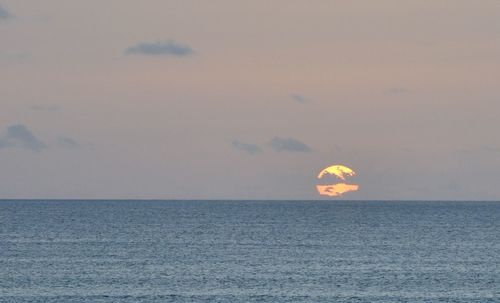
0, 200, 499, 302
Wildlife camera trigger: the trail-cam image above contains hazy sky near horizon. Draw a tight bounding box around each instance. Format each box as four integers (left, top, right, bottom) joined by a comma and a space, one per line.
1, 1, 500, 200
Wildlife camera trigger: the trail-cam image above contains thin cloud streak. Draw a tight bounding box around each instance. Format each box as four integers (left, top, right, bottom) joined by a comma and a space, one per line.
268, 137, 312, 153
231, 140, 262, 155
125, 40, 194, 57
290, 94, 308, 103
30, 105, 61, 112
57, 137, 80, 149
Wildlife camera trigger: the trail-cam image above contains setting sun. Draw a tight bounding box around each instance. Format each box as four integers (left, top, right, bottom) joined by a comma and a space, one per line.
317, 165, 356, 180
316, 165, 359, 197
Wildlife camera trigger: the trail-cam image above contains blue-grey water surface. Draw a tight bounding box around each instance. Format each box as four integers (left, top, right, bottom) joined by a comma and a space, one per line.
0, 200, 499, 303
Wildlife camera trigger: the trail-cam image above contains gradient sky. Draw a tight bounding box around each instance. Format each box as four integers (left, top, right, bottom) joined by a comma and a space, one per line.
1, 1, 500, 200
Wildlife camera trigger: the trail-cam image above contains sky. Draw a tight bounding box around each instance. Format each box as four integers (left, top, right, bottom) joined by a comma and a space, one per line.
1, 1, 500, 200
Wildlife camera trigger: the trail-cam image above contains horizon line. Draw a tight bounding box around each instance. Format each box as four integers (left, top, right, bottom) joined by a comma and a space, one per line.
0, 199, 499, 202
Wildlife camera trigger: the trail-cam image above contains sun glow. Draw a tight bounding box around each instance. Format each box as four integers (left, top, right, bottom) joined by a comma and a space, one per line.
316, 165, 359, 197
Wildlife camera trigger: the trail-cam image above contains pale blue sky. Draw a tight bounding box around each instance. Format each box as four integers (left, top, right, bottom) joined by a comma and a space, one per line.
1, 1, 500, 199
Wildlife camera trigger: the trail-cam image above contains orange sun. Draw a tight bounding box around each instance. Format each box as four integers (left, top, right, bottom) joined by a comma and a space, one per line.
316, 165, 359, 197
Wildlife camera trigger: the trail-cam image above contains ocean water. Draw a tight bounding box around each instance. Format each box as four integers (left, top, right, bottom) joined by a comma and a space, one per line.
0, 200, 499, 303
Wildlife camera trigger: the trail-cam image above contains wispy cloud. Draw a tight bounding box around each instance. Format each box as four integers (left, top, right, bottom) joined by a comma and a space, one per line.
30, 105, 60, 111
57, 137, 80, 149
268, 137, 312, 153
0, 52, 28, 62
0, 124, 46, 152
0, 4, 12, 20
290, 94, 308, 103
231, 140, 262, 155
125, 40, 194, 57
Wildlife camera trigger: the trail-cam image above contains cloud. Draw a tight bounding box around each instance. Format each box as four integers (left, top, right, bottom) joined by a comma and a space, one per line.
30, 105, 60, 111
0, 124, 46, 151
57, 137, 79, 149
290, 94, 308, 103
125, 40, 194, 57
231, 140, 262, 155
268, 137, 312, 153
0, 4, 12, 19
0, 52, 28, 62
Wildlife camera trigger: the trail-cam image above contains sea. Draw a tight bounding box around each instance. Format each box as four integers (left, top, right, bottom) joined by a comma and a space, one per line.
0, 200, 499, 303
